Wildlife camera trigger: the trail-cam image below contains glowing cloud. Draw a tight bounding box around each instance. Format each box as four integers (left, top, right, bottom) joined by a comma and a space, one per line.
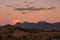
12, 19, 22, 24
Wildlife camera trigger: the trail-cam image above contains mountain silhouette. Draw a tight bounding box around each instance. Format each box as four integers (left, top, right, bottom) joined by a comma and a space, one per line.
15, 21, 60, 30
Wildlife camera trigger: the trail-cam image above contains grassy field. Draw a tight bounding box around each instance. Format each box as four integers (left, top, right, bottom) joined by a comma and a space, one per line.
0, 26, 60, 40
19, 32, 60, 40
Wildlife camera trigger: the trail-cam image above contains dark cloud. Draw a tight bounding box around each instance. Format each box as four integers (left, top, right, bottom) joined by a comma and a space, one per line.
14, 7, 55, 11
6, 13, 11, 15
24, 1, 33, 7
24, 4, 31, 7
22, 12, 32, 14
24, 1, 33, 4
6, 5, 13, 7
6, 4, 19, 8
45, 7, 55, 10
22, 12, 26, 14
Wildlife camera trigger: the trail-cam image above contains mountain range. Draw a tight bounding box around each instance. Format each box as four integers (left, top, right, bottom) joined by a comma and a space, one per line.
15, 21, 60, 30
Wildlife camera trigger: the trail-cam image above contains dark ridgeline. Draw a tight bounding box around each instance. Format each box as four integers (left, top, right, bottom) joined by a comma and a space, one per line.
15, 22, 36, 29
0, 21, 60, 40
15, 21, 60, 29
8, 21, 60, 32
0, 21, 60, 32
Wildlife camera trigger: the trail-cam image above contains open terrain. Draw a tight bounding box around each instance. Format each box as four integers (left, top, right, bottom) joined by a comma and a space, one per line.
0, 25, 60, 40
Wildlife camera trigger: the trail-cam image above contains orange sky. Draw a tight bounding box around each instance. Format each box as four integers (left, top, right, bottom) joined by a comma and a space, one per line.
0, 0, 60, 25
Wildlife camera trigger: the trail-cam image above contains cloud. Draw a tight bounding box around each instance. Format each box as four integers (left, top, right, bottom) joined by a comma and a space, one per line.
6, 5, 13, 7
14, 7, 55, 11
22, 12, 32, 14
45, 7, 55, 10
24, 1, 33, 4
6, 4, 19, 8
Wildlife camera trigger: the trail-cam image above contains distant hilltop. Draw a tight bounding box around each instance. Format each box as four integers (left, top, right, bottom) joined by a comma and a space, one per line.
1, 21, 60, 31
0, 21, 60, 33
14, 21, 60, 30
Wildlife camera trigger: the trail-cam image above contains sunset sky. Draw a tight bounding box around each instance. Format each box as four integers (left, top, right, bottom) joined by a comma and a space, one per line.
0, 0, 60, 25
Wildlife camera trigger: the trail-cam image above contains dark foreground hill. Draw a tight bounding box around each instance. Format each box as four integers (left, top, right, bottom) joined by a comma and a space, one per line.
0, 24, 31, 40
0, 24, 60, 40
